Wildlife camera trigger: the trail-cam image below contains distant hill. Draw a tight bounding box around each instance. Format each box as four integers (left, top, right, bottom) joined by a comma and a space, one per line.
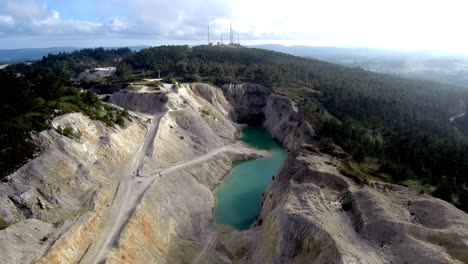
250, 44, 468, 88
0, 46, 149, 63
249, 44, 417, 61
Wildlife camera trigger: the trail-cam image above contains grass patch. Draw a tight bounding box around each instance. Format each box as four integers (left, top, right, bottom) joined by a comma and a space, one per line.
400, 179, 436, 194
133, 80, 161, 87
56, 125, 79, 139
340, 157, 392, 184
339, 160, 372, 184
199, 107, 212, 117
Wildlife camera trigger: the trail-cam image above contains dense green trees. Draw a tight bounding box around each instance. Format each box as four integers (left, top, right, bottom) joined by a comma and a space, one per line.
116, 63, 132, 81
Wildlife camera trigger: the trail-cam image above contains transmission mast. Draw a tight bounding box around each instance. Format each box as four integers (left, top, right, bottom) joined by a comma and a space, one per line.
230, 23, 233, 44
207, 25, 210, 45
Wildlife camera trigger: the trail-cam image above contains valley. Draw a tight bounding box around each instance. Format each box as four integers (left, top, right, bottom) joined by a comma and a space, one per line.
0, 81, 467, 263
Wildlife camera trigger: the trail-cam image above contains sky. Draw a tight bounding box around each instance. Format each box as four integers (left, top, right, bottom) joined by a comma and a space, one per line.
0, 0, 467, 54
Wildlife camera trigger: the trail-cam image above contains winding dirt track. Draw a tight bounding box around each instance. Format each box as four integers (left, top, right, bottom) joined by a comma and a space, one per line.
450, 111, 466, 123
80, 112, 166, 264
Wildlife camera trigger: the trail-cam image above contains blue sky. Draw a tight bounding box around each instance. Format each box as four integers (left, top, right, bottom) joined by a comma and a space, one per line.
42, 0, 99, 21
1, 0, 468, 54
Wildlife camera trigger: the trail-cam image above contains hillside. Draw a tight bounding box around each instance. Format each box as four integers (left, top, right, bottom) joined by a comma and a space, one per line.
0, 46, 149, 64
251, 44, 468, 88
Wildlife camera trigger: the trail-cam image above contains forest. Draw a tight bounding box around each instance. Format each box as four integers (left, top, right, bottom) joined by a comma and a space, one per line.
3, 45, 468, 209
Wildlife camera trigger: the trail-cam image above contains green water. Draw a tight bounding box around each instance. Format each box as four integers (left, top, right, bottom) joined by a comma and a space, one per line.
214, 128, 288, 230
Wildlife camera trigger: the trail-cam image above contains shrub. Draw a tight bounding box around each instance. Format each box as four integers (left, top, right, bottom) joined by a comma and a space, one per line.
57, 126, 79, 139
116, 115, 125, 127
19, 202, 29, 210
380, 161, 416, 182
459, 190, 468, 210
199, 107, 212, 117
319, 137, 334, 151
62, 126, 75, 138
0, 218, 9, 230
433, 181, 454, 202
159, 94, 169, 104
192, 74, 202, 82
341, 197, 352, 211
169, 78, 178, 84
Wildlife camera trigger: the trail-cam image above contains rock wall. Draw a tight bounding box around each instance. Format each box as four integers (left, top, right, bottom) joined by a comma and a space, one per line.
263, 94, 317, 152
220, 83, 271, 125
108, 91, 168, 114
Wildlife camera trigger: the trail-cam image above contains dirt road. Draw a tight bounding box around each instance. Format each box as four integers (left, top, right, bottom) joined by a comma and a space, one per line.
450, 111, 466, 123
80, 112, 165, 264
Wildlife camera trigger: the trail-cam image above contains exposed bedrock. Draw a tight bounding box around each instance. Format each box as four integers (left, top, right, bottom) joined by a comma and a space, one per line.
108, 90, 168, 114
220, 83, 271, 126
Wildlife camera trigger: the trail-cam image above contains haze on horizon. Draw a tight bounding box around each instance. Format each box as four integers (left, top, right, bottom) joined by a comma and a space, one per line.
0, 0, 467, 55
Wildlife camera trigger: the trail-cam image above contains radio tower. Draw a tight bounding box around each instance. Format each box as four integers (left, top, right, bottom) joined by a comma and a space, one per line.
230, 23, 233, 44
207, 25, 210, 44
221, 32, 223, 45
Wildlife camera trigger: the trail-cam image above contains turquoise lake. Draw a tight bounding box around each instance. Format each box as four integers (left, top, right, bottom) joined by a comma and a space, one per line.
214, 127, 288, 230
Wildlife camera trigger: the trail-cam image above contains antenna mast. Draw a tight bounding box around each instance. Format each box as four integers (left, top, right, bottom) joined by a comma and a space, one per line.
230, 23, 233, 44
207, 25, 210, 44
221, 32, 223, 45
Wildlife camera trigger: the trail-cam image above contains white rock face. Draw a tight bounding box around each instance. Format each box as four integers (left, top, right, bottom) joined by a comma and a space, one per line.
0, 219, 53, 264
108, 91, 168, 114
0, 112, 149, 263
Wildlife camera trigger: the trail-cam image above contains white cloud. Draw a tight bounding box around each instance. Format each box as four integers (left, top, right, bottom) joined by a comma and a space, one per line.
0, 0, 468, 53
108, 17, 128, 32
1, 0, 49, 19
0, 16, 14, 27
